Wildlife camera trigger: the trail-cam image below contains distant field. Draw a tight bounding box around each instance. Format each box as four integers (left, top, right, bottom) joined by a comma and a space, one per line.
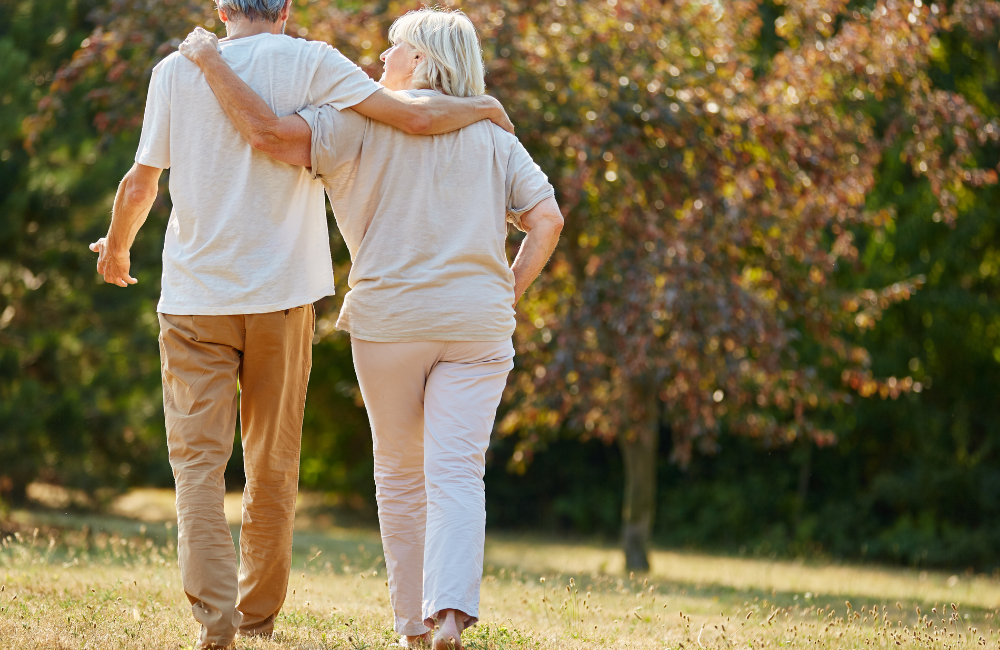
1, 488, 997, 649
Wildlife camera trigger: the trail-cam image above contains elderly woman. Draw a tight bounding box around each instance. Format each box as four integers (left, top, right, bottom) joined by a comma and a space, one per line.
180, 8, 562, 649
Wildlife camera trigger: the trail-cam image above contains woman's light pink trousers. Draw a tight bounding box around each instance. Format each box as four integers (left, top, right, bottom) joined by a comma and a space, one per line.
351, 337, 515, 636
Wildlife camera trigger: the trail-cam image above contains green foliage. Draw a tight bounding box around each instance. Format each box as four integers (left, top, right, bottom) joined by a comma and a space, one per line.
298, 328, 374, 496
825, 9, 1000, 568
0, 0, 170, 504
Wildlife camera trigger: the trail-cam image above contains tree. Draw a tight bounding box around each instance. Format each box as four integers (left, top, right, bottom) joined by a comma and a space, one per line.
488, 0, 999, 569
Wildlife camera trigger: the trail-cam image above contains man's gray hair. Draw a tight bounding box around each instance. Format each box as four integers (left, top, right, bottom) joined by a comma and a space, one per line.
216, 0, 286, 23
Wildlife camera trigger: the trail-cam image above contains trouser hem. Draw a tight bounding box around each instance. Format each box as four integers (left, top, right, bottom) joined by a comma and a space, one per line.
199, 635, 236, 649
423, 602, 479, 631
237, 628, 274, 638
396, 619, 432, 636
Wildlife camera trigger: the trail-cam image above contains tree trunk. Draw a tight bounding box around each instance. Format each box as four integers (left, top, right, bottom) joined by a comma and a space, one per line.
795, 440, 812, 524
796, 442, 812, 507
617, 391, 660, 572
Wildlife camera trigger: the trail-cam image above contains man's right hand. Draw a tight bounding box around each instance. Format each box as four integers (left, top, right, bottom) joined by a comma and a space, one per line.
90, 238, 137, 287
484, 96, 515, 135
179, 27, 220, 67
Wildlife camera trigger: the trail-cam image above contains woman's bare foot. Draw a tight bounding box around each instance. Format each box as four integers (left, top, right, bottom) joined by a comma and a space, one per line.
432, 610, 463, 650
401, 632, 432, 647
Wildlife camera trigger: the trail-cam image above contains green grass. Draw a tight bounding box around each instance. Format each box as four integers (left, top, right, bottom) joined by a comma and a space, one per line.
2, 490, 999, 649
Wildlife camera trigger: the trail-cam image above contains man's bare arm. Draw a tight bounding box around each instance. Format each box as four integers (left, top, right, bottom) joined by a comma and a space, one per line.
511, 197, 564, 305
350, 88, 514, 136
89, 163, 163, 287
178, 27, 514, 166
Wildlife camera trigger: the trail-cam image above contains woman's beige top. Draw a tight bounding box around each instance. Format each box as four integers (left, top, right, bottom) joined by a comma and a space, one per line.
298, 90, 555, 343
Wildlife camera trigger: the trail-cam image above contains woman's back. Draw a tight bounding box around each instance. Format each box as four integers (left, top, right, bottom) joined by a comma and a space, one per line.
301, 90, 554, 342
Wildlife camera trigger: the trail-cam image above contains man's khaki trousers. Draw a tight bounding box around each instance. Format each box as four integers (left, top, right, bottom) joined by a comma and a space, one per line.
158, 307, 314, 648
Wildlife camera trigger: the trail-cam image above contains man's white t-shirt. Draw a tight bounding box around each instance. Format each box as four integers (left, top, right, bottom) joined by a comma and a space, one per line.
135, 33, 380, 315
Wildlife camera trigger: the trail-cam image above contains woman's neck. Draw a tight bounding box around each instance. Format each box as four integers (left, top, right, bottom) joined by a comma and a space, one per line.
381, 80, 430, 92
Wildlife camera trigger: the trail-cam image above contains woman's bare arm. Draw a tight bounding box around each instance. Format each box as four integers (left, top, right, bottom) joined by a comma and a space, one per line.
511, 197, 564, 305
178, 27, 514, 166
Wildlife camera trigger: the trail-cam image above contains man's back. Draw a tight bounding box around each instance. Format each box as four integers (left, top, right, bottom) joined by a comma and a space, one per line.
136, 34, 378, 315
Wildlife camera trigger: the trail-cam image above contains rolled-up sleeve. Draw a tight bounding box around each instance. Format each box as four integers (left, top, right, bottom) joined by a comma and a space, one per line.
505, 139, 555, 231
297, 104, 367, 180
296, 105, 323, 180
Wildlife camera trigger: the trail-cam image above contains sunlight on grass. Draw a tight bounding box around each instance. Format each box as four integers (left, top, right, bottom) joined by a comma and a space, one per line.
2, 492, 999, 648
487, 538, 1000, 610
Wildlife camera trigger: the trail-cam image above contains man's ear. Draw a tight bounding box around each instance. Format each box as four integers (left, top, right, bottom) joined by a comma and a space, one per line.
279, 0, 292, 22
217, 5, 229, 23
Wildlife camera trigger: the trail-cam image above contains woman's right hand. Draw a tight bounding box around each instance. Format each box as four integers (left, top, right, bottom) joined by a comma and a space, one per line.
179, 27, 220, 67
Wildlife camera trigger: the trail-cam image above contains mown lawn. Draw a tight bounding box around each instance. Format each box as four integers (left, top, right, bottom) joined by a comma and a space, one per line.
1, 490, 998, 649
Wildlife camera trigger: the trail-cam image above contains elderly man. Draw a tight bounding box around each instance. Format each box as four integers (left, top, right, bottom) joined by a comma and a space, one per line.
88, 0, 512, 647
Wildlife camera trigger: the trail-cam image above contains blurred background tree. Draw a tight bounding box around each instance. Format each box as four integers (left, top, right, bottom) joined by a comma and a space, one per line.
488, 0, 997, 569
0, 0, 170, 506
2, 0, 999, 572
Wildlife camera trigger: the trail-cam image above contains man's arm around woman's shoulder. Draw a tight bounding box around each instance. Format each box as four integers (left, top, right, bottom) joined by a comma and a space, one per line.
177, 27, 513, 167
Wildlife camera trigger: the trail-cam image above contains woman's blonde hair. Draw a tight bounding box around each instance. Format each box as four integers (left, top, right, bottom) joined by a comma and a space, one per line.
388, 7, 485, 97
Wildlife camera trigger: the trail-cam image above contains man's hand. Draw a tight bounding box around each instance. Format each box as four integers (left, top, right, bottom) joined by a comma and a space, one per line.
179, 26, 220, 67
89, 238, 137, 287
484, 95, 515, 134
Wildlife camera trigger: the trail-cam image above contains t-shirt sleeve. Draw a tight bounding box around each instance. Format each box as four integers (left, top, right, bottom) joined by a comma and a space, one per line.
307, 46, 382, 111
505, 138, 555, 232
298, 104, 367, 181
134, 59, 172, 169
